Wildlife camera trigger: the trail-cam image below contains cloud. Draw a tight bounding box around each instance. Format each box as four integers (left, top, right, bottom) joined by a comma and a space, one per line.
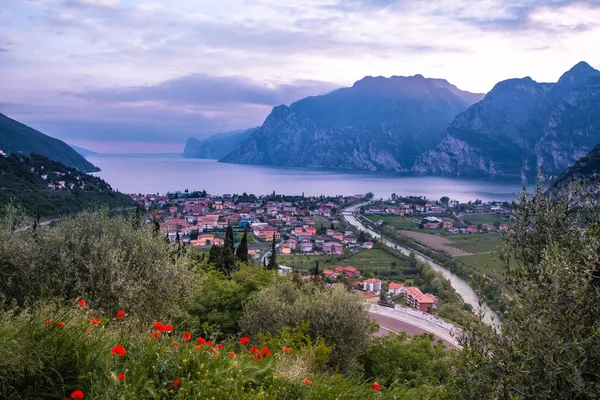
70, 74, 340, 107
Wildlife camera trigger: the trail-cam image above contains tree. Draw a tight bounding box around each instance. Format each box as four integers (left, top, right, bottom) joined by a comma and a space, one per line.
207, 245, 222, 265
357, 231, 367, 243
235, 227, 249, 263
330, 222, 335, 230
440, 196, 450, 205
266, 234, 277, 270
456, 183, 600, 398
313, 260, 319, 279
219, 224, 236, 275
152, 218, 160, 237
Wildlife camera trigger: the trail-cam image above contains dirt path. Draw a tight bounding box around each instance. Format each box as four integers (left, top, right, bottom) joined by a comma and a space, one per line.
397, 230, 472, 257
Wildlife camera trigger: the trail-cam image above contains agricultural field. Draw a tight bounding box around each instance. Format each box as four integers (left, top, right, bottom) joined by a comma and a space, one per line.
460, 213, 508, 226
373, 215, 419, 229
456, 253, 508, 281
447, 232, 503, 254
278, 248, 404, 273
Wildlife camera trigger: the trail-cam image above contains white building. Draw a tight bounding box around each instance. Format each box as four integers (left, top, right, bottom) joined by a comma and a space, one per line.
363, 278, 382, 293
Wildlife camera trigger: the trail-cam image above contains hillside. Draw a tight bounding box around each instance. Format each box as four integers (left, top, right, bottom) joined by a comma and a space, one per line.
69, 144, 98, 157
220, 75, 484, 171
0, 153, 134, 218
553, 141, 600, 188
182, 127, 259, 159
0, 112, 99, 172
413, 61, 600, 178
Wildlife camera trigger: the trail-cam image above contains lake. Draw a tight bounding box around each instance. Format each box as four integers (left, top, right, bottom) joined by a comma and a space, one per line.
88, 154, 525, 202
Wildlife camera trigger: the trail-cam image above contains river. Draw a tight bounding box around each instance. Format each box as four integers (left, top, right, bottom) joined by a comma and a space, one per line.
342, 203, 500, 327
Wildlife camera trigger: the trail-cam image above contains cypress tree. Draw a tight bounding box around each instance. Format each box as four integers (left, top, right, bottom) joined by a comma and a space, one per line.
267, 234, 278, 270
263, 257, 267, 269
208, 245, 222, 265
236, 227, 249, 263
152, 218, 160, 237
175, 231, 181, 245
221, 224, 236, 275
314, 260, 319, 280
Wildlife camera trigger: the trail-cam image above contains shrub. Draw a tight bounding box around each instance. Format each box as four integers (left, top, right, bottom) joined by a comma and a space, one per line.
240, 279, 377, 374
0, 211, 197, 321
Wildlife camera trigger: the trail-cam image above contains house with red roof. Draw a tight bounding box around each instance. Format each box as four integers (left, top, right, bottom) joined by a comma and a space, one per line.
342, 266, 360, 278
404, 286, 437, 313
387, 282, 405, 296
322, 269, 338, 279
363, 278, 382, 293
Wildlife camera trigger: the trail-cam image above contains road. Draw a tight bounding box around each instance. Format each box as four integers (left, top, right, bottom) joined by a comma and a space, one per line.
369, 312, 459, 349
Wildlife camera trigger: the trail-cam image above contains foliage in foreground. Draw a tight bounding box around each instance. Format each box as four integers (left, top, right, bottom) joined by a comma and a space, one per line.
0, 303, 433, 400
457, 183, 600, 399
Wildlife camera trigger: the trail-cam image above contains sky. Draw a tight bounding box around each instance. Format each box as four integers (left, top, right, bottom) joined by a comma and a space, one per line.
1, 0, 599, 153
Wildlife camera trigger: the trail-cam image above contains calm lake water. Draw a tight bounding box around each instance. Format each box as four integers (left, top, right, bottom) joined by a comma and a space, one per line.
88, 154, 525, 202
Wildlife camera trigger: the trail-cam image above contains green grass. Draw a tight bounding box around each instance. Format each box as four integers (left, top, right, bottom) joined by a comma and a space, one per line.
447, 233, 503, 254
279, 249, 405, 272
461, 214, 507, 226
456, 253, 508, 282
375, 216, 419, 229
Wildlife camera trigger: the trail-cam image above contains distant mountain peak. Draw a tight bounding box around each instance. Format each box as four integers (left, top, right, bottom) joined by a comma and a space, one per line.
556, 61, 600, 88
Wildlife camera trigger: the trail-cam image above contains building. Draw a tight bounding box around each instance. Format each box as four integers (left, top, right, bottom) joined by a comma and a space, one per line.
300, 241, 313, 253
424, 222, 440, 229
387, 282, 404, 296
342, 266, 360, 278
323, 242, 343, 255
442, 221, 454, 229
467, 225, 479, 233
322, 269, 338, 279
363, 241, 374, 249
363, 278, 382, 293
360, 292, 379, 304
404, 286, 437, 313
280, 243, 291, 254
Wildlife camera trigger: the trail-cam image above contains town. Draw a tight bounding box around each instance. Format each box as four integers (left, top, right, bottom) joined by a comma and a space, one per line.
130, 190, 515, 317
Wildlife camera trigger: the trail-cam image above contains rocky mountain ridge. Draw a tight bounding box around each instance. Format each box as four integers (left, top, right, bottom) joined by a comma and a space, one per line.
220, 74, 484, 171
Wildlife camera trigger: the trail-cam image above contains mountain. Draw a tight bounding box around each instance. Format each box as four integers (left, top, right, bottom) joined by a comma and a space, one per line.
413, 62, 600, 178
0, 112, 99, 172
0, 153, 134, 218
553, 142, 600, 188
220, 75, 484, 171
69, 144, 98, 158
182, 127, 259, 159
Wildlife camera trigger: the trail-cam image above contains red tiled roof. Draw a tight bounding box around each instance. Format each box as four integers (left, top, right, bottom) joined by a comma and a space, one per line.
388, 282, 403, 289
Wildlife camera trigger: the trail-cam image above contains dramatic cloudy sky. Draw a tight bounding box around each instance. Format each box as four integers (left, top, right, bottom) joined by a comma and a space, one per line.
1, 0, 599, 152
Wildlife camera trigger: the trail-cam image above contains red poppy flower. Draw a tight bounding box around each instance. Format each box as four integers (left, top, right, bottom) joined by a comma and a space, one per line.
86, 329, 92, 335
262, 347, 271, 356
217, 343, 224, 350
173, 341, 180, 348
250, 347, 259, 354
372, 382, 381, 391
56, 321, 65, 328
44, 319, 52, 326
197, 337, 206, 346
116, 310, 125, 319
110, 345, 126, 356
283, 347, 291, 354
228, 352, 237, 358
182, 332, 191, 341
118, 374, 126, 381
303, 379, 312, 385
193, 345, 203, 350
90, 317, 100, 325
153, 322, 164, 330
78, 299, 86, 307
71, 390, 85, 399
173, 379, 181, 387
162, 325, 173, 333
207, 340, 214, 347
151, 331, 161, 338
239, 337, 250, 345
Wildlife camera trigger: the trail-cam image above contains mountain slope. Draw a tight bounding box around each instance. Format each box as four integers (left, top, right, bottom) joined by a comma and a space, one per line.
0, 153, 134, 218
182, 127, 259, 159
553, 142, 600, 187
221, 75, 484, 171
0, 113, 99, 172
413, 62, 600, 178
69, 144, 98, 157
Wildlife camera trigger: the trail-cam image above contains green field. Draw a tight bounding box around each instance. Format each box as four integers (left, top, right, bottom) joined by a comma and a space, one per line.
456, 253, 508, 281
447, 232, 503, 254
375, 216, 419, 229
461, 214, 507, 225
278, 248, 403, 272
